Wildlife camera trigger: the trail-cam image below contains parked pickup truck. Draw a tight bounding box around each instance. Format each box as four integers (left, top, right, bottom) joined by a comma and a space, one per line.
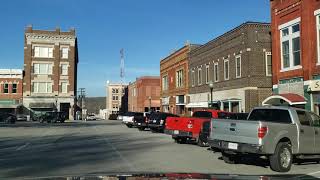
208, 106, 320, 172
148, 112, 179, 133
122, 112, 144, 128
133, 112, 151, 131
165, 110, 229, 145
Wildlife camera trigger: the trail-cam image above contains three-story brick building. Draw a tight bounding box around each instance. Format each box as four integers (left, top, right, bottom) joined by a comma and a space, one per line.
188, 22, 272, 113
23, 26, 78, 119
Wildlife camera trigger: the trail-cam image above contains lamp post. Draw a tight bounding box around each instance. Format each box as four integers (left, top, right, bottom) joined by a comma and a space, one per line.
148, 96, 152, 112
55, 95, 58, 112
209, 81, 214, 108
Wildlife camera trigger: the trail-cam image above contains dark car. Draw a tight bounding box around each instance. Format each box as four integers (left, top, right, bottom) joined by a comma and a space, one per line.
0, 113, 16, 124
39, 111, 66, 123
148, 112, 179, 133
108, 113, 118, 120
133, 112, 151, 131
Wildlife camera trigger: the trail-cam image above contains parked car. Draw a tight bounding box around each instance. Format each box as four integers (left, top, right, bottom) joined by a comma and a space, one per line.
148, 112, 179, 133
109, 113, 118, 120
208, 106, 320, 172
16, 114, 28, 121
0, 113, 16, 124
165, 110, 231, 144
39, 111, 66, 123
87, 114, 97, 120
133, 112, 151, 131
122, 112, 144, 128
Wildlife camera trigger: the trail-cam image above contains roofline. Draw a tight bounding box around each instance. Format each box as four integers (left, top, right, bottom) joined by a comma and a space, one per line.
160, 44, 201, 63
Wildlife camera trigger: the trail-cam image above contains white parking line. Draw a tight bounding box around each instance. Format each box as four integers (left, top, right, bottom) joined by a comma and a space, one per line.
295, 169, 320, 178
15, 142, 30, 151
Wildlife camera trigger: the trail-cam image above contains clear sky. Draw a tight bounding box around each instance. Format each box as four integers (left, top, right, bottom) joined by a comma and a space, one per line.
0, 0, 271, 97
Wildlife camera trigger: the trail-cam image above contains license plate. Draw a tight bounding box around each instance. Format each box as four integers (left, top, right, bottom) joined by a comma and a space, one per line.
153, 120, 156, 123
174, 130, 179, 134
138, 123, 141, 125
228, 142, 238, 150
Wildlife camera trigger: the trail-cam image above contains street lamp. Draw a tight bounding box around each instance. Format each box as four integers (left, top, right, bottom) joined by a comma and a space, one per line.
55, 95, 58, 112
148, 96, 152, 112
209, 81, 214, 108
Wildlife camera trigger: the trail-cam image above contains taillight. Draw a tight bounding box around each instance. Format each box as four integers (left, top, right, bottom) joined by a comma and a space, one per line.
187, 120, 194, 129
258, 127, 268, 139
145, 117, 147, 123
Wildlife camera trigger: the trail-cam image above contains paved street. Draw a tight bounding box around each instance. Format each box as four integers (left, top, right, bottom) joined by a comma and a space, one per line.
0, 120, 320, 179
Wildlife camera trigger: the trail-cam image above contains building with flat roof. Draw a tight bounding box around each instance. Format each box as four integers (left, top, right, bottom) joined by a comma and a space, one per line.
106, 82, 127, 116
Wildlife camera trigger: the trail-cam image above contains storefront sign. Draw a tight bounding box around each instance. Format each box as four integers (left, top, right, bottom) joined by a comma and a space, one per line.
309, 80, 320, 92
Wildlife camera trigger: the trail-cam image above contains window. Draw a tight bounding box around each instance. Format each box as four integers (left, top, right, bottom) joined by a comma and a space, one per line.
224, 59, 229, 80
235, 55, 241, 78
61, 64, 68, 75
205, 65, 209, 84
62, 47, 69, 59
197, 68, 202, 85
297, 110, 311, 126
265, 52, 272, 76
115, 89, 119, 93
32, 82, 52, 93
112, 95, 119, 101
61, 82, 67, 93
3, 83, 8, 93
12, 84, 17, 93
191, 70, 195, 87
34, 47, 53, 58
162, 75, 168, 91
112, 88, 116, 93
33, 64, 52, 75
316, 14, 320, 64
176, 69, 183, 88
279, 18, 301, 70
309, 113, 320, 127
214, 62, 219, 82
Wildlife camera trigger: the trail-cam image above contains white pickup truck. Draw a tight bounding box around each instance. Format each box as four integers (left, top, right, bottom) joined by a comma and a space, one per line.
208, 106, 320, 172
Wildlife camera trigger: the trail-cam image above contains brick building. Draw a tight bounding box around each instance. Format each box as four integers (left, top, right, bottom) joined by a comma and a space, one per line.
23, 26, 78, 119
128, 76, 160, 112
188, 22, 272, 113
160, 44, 199, 115
106, 82, 127, 116
266, 0, 320, 114
0, 69, 23, 113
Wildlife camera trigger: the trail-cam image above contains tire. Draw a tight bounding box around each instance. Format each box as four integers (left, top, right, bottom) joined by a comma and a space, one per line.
138, 127, 145, 131
197, 137, 206, 147
269, 142, 292, 172
126, 124, 133, 128
222, 152, 239, 164
176, 138, 187, 144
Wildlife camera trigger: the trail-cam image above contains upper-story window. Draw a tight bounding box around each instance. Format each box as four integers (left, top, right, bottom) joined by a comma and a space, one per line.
191, 70, 195, 87
235, 55, 241, 78
61, 82, 68, 93
34, 63, 52, 75
32, 82, 52, 93
279, 18, 301, 70
162, 75, 168, 91
34, 46, 53, 58
205, 65, 210, 84
3, 83, 9, 93
265, 52, 272, 76
115, 89, 119, 93
62, 47, 69, 59
61, 64, 68, 75
176, 69, 184, 88
198, 68, 202, 85
112, 95, 119, 101
316, 11, 320, 64
224, 59, 229, 80
12, 84, 17, 93
214, 62, 219, 82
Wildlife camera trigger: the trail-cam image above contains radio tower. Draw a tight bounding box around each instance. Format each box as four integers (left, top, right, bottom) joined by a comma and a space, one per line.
120, 48, 125, 84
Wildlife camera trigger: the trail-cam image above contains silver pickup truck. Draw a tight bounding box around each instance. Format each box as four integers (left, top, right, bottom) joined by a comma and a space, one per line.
208, 106, 320, 172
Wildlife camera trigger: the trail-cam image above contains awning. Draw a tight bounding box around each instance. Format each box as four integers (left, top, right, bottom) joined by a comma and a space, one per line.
0, 104, 22, 109
29, 103, 55, 109
262, 93, 307, 106
186, 102, 208, 108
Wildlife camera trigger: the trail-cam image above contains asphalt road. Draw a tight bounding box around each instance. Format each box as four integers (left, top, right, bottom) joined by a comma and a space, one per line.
0, 120, 320, 179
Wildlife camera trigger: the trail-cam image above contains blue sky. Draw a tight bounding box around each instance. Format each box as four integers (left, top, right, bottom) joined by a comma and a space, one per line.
0, 0, 270, 97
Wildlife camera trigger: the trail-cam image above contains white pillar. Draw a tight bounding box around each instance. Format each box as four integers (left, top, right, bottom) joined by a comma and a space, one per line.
228, 101, 231, 112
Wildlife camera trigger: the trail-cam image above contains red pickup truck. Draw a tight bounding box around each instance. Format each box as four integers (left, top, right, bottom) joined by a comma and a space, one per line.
165, 110, 230, 145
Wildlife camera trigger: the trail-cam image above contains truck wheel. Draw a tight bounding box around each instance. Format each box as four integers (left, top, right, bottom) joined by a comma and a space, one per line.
222, 152, 239, 164
269, 142, 292, 172
126, 124, 133, 128
197, 138, 206, 147
177, 138, 187, 144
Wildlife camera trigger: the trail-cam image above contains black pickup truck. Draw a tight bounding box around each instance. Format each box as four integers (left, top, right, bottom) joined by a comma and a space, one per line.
133, 112, 151, 131
148, 112, 179, 133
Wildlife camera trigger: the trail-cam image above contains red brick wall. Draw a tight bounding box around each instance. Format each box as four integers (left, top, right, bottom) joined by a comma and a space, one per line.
271, 0, 320, 83
0, 78, 23, 101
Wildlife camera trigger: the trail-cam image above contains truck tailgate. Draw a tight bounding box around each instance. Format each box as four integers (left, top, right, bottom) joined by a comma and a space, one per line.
165, 117, 189, 132
210, 119, 260, 145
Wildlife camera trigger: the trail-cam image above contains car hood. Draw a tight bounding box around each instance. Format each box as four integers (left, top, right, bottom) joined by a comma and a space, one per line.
28, 173, 310, 180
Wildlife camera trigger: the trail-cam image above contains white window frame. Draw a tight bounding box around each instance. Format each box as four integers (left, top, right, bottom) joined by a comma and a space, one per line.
279, 17, 302, 71
61, 82, 68, 93
61, 47, 69, 59
3, 83, 9, 94
162, 75, 168, 91
34, 46, 53, 58
32, 82, 52, 93
265, 52, 272, 76
205, 65, 210, 84
224, 59, 229, 80
214, 62, 219, 82
197, 68, 202, 85
191, 70, 195, 87
235, 55, 241, 78
61, 64, 68, 75
315, 10, 320, 65
176, 69, 184, 88
33, 63, 53, 75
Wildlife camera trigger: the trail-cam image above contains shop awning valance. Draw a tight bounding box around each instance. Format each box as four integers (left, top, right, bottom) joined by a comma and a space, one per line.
262, 93, 307, 106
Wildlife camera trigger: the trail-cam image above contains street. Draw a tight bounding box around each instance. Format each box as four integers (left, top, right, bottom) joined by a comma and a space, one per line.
0, 120, 320, 179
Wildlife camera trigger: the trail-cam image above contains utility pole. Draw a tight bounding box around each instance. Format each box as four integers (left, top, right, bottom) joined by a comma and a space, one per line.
77, 88, 86, 120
